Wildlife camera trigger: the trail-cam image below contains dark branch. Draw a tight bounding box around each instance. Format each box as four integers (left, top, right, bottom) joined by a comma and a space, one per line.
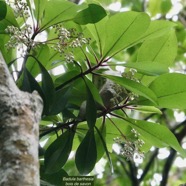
160, 121, 186, 186
139, 148, 159, 182
127, 161, 139, 186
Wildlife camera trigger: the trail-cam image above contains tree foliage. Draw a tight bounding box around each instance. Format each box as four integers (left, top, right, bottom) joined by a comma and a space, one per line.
1, 0, 186, 185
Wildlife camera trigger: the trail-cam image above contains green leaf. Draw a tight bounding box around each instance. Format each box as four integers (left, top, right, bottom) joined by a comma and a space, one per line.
34, 0, 46, 25
49, 86, 71, 115
0, 5, 18, 34
40, 63, 55, 114
104, 75, 157, 104
27, 55, 55, 114
131, 106, 162, 114
120, 62, 169, 76
40, 1, 86, 31
139, 20, 176, 41
137, 30, 177, 66
74, 3, 107, 25
102, 12, 150, 58
86, 16, 108, 56
44, 130, 74, 174
67, 78, 87, 106
40, 167, 68, 185
149, 73, 186, 109
0, 1, 7, 21
22, 67, 44, 99
125, 118, 186, 157
75, 129, 97, 175
0, 35, 16, 63
85, 83, 97, 129
95, 125, 113, 173
55, 70, 80, 87
161, 0, 172, 14
26, 45, 50, 77
84, 77, 104, 107
148, 0, 161, 16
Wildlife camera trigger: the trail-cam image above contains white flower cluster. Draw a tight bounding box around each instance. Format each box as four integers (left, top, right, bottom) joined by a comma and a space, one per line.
14, 0, 30, 19
113, 130, 145, 161
4, 0, 35, 56
131, 128, 140, 138
5, 1, 90, 62
52, 25, 90, 62
5, 24, 35, 56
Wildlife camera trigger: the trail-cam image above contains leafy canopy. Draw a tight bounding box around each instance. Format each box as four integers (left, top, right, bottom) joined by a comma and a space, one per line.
0, 0, 185, 185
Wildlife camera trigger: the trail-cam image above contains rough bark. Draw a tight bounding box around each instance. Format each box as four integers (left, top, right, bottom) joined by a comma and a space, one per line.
0, 53, 43, 186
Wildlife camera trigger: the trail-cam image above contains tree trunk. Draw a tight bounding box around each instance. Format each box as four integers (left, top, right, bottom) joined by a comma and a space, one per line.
0, 53, 43, 186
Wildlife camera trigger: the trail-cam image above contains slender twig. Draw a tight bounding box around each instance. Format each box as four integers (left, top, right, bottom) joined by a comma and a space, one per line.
39, 120, 75, 138
55, 61, 103, 91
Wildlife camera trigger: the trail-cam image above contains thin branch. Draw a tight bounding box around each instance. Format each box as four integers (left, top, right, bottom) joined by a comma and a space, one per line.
39, 120, 75, 138
160, 122, 186, 186
160, 148, 176, 186
55, 62, 102, 91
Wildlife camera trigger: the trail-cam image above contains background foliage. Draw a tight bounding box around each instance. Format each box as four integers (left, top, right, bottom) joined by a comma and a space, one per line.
1, 0, 186, 185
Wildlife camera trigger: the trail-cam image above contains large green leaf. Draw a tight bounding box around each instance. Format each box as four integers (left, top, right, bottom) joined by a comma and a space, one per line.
40, 63, 55, 115
104, 75, 157, 104
40, 1, 86, 31
0, 0, 7, 21
149, 73, 186, 109
139, 20, 176, 41
86, 16, 108, 56
148, 0, 161, 16
27, 55, 55, 114
34, 0, 46, 26
84, 77, 104, 106
21, 67, 44, 100
44, 130, 74, 174
55, 70, 80, 87
26, 45, 50, 77
0, 34, 16, 63
74, 3, 107, 25
148, 0, 172, 15
137, 30, 177, 66
131, 106, 162, 114
0, 5, 18, 34
85, 83, 97, 129
114, 61, 169, 76
95, 125, 113, 173
67, 78, 87, 106
161, 0, 172, 14
75, 129, 97, 175
40, 167, 68, 185
125, 118, 186, 157
102, 12, 150, 58
49, 86, 71, 115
